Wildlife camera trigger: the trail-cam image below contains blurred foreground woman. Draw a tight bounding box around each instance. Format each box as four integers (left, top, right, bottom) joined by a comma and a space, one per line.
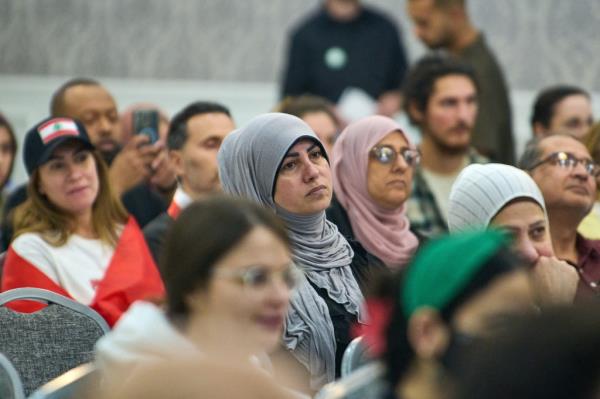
96, 196, 296, 388
357, 230, 535, 399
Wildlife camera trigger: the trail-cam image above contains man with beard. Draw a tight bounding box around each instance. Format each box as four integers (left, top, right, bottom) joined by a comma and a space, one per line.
404, 55, 488, 239
1, 78, 175, 249
406, 0, 514, 164
519, 135, 600, 299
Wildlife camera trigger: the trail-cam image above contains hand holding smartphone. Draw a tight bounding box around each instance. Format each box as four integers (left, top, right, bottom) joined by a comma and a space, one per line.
132, 109, 160, 145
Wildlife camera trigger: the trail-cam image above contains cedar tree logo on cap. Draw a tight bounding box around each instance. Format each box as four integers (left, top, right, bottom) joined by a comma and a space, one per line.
24, 117, 95, 175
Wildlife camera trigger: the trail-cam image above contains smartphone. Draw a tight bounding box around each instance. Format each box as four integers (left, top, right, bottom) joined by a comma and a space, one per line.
132, 109, 159, 144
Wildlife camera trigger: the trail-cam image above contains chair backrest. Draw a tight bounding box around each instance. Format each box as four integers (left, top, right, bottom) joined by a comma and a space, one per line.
340, 336, 371, 377
28, 363, 99, 399
0, 352, 25, 399
0, 288, 109, 396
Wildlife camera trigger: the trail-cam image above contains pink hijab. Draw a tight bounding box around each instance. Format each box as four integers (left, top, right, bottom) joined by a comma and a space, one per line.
331, 115, 418, 269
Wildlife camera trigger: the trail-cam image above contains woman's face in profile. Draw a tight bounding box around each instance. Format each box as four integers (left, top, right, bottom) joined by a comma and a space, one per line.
190, 226, 294, 354
273, 139, 333, 215
37, 140, 99, 217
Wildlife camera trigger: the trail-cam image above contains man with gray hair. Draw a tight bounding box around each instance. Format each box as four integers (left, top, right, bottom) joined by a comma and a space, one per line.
519, 134, 600, 299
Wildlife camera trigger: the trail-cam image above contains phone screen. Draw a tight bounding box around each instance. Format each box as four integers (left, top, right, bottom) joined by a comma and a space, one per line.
132, 110, 159, 144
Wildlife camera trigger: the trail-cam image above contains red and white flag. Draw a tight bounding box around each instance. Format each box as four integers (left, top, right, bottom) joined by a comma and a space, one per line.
37, 118, 79, 144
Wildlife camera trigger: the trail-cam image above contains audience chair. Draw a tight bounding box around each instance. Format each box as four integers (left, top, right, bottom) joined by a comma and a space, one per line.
28, 363, 99, 399
0, 288, 109, 395
315, 362, 385, 399
0, 352, 25, 399
341, 336, 371, 377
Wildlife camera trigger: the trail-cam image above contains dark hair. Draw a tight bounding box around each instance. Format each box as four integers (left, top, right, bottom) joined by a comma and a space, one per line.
383, 246, 521, 387
531, 85, 590, 129
167, 102, 232, 151
431, 0, 465, 7
458, 304, 600, 399
517, 137, 544, 171
50, 77, 101, 116
0, 113, 18, 188
402, 54, 478, 125
276, 95, 339, 128
160, 195, 290, 321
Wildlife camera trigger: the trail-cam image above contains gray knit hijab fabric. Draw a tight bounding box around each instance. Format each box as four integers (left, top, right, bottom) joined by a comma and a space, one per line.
217, 113, 364, 388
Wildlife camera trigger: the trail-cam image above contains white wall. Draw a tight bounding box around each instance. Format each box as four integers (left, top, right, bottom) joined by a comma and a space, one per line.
2, 75, 600, 186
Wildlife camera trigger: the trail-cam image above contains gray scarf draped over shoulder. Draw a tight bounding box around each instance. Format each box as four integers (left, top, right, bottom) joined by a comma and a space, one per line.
217, 113, 364, 388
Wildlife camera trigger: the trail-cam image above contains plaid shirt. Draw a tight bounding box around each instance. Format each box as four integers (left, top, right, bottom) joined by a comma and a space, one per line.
406, 149, 489, 240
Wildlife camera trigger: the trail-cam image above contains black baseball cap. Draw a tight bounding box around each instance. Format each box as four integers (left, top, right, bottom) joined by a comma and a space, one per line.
24, 117, 95, 175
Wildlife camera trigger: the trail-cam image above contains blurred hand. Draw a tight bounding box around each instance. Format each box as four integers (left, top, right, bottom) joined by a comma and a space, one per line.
109, 135, 161, 196
149, 145, 177, 198
531, 256, 579, 306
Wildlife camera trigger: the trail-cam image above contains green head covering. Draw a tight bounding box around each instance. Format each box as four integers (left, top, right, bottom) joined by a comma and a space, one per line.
402, 229, 511, 318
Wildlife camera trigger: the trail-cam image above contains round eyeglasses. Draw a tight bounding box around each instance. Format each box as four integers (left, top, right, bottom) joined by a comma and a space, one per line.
214, 263, 302, 291
527, 151, 599, 177
370, 145, 420, 167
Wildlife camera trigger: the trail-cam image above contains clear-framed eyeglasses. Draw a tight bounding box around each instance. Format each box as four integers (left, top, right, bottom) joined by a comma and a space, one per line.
527, 151, 600, 177
213, 263, 303, 292
370, 145, 420, 167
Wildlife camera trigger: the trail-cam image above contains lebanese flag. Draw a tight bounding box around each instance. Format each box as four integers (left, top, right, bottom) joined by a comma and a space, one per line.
37, 118, 80, 144
1, 218, 165, 327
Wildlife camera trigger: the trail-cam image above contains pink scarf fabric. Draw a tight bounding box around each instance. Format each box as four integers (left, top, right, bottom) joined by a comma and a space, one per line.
331, 115, 418, 269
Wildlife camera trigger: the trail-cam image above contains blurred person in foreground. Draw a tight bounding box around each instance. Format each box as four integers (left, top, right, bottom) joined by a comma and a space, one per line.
98, 358, 298, 399
457, 304, 600, 399
360, 230, 535, 399
95, 196, 297, 390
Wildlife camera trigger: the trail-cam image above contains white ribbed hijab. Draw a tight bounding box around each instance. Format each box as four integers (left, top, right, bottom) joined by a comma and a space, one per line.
217, 113, 364, 388
447, 163, 547, 231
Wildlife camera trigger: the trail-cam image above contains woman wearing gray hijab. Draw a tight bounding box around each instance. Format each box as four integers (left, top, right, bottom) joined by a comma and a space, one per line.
217, 113, 366, 390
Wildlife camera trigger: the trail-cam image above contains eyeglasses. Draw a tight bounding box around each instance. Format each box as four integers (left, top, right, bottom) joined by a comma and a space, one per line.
527, 151, 599, 177
370, 145, 420, 167
213, 263, 302, 291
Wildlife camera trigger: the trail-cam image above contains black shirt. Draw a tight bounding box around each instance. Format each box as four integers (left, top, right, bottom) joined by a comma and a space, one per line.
281, 6, 408, 103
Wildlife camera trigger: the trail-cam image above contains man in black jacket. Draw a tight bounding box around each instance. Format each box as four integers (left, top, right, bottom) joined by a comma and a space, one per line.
143, 102, 235, 263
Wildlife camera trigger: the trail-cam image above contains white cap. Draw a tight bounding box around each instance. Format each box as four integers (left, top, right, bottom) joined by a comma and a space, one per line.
447, 163, 546, 232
